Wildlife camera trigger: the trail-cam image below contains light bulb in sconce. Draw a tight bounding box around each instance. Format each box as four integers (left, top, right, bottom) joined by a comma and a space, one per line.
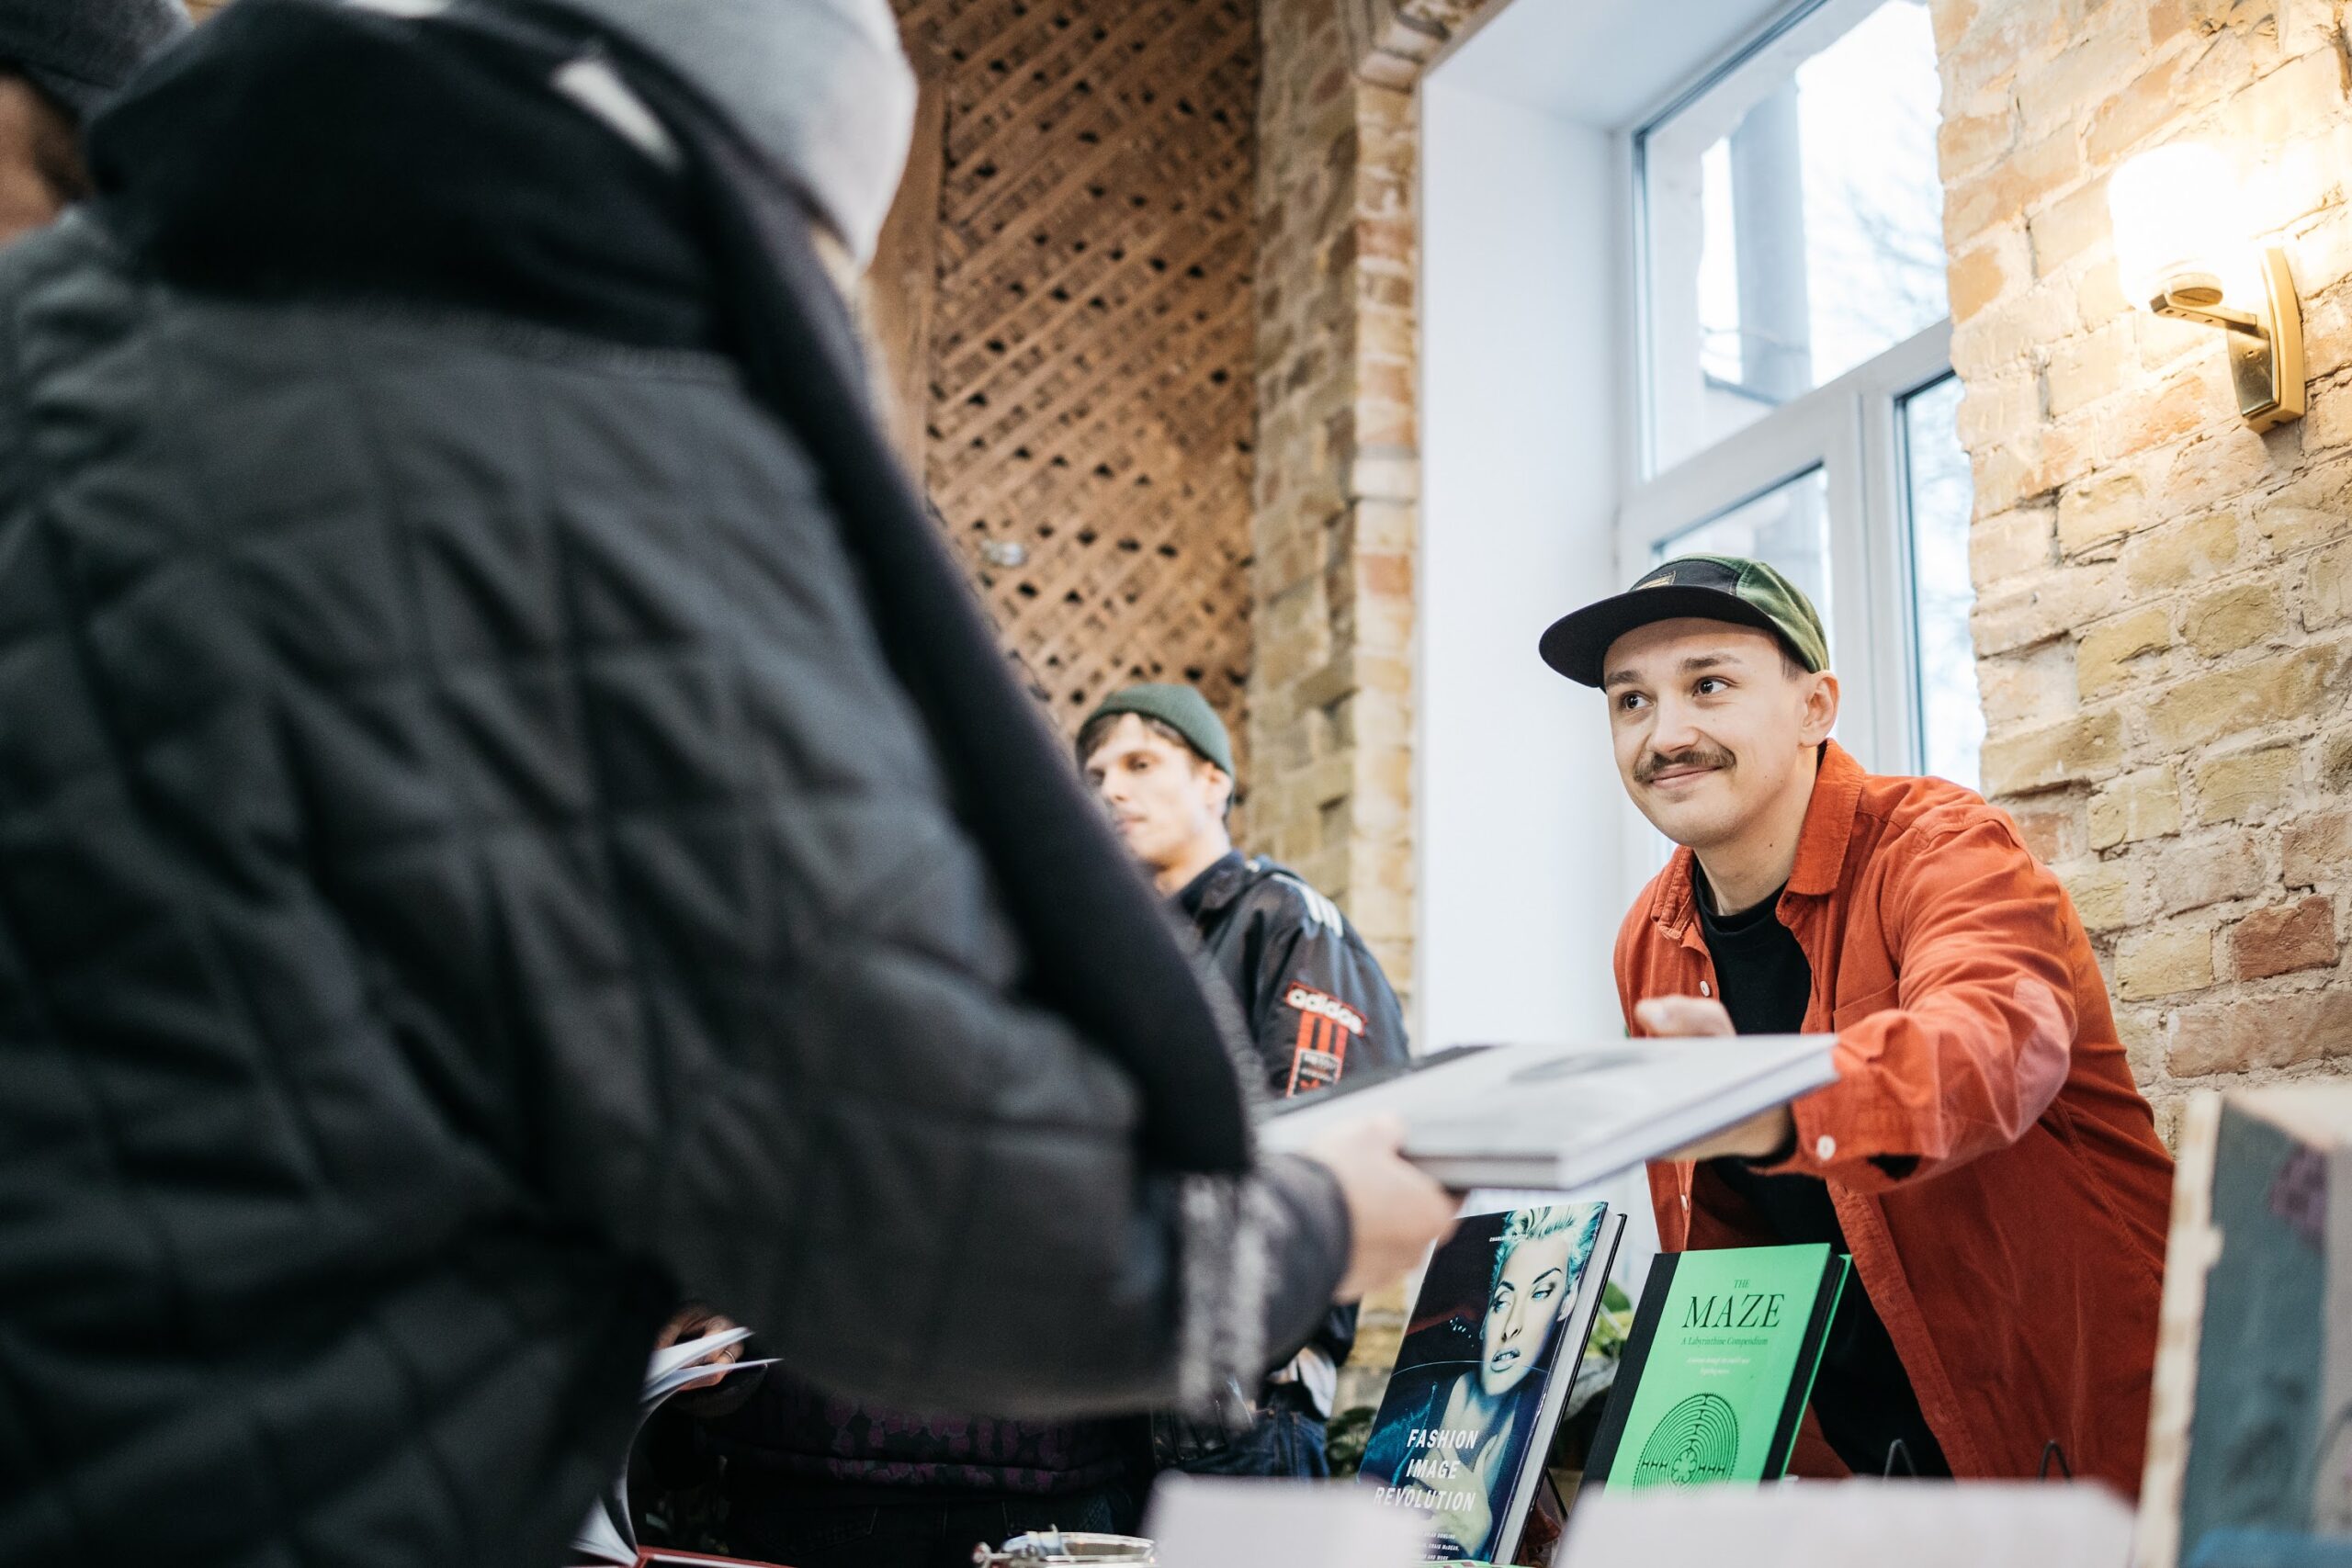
2105, 141, 2304, 430
2108, 141, 2239, 310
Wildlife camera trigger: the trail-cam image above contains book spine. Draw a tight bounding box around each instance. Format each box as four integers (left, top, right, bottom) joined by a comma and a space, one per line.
1576, 1251, 1679, 1490
1498, 1214, 1627, 1556
1763, 1254, 1849, 1479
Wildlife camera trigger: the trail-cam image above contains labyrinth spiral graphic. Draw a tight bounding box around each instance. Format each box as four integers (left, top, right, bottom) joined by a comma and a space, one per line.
1632, 1393, 1741, 1486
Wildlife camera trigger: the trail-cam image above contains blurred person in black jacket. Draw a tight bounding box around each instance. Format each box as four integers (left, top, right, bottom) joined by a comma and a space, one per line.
0, 4, 1460, 1564
0, 0, 187, 244
1080, 684, 1412, 1479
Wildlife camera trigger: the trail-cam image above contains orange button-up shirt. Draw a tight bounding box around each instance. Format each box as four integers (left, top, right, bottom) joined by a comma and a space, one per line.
1613, 741, 2174, 1495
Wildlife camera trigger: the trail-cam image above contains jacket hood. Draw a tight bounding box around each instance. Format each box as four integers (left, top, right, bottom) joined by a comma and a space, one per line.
523, 0, 914, 262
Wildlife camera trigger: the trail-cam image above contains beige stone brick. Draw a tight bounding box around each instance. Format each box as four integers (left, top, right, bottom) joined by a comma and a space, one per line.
2116, 921, 2217, 999
2055, 467, 2147, 558
2104, 367, 2224, 462
2196, 741, 2301, 823
1982, 708, 2125, 795
2304, 379, 2352, 456
2167, 986, 2352, 1076
2236, 48, 2348, 152
2305, 538, 2352, 629
2077, 258, 2132, 329
2090, 764, 2183, 848
2231, 896, 2341, 979
2117, 1003, 2167, 1085
1958, 371, 2041, 457
2123, 511, 2241, 594
1939, 107, 2018, 182
2151, 648, 2339, 751
1948, 240, 2020, 323
1950, 278, 2083, 385
2064, 859, 2133, 930
2150, 427, 2283, 516
2324, 728, 2352, 794
2256, 466, 2352, 557
1972, 503, 2056, 585
2076, 604, 2173, 693
1930, 0, 1980, 52
2018, 35, 2133, 128
2144, 0, 2199, 46
1981, 639, 2082, 728
2027, 178, 2112, 278
2183, 580, 2289, 657
2087, 52, 2188, 164
2136, 310, 2211, 374
1974, 562, 2121, 656
2024, 417, 2100, 499
2010, 793, 2091, 863
2284, 807, 2352, 887
2154, 834, 2270, 914
2043, 325, 2133, 425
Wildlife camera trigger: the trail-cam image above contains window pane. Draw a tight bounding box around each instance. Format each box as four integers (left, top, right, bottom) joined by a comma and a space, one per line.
1904, 375, 1981, 788
1657, 467, 1833, 655
1645, 0, 1947, 470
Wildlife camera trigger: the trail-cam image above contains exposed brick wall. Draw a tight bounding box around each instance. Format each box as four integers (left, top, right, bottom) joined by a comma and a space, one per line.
1250, 0, 1500, 1012
1252, 0, 1498, 1418
1935, 0, 2352, 1131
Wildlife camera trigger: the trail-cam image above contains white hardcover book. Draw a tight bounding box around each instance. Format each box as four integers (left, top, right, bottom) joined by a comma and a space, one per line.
1256, 1036, 1838, 1189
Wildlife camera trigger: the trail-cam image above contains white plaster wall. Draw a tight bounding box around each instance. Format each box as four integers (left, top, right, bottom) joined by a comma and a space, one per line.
1416, 80, 1624, 1055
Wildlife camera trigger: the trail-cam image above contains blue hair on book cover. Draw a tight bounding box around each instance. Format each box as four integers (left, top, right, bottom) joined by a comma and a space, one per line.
1357, 1202, 1611, 1562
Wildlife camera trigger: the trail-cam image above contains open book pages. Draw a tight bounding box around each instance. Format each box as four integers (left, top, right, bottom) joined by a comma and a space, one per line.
571, 1327, 776, 1567
1255, 1036, 1838, 1189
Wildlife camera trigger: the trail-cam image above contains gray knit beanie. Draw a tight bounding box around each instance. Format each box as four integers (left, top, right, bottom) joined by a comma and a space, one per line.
0, 0, 191, 119
550, 0, 915, 264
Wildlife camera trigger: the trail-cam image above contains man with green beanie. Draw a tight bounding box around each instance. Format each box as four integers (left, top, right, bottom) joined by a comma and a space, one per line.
1080, 683, 1409, 1478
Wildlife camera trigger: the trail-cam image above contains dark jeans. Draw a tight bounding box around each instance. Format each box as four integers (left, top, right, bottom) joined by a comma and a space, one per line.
1173, 1408, 1329, 1480
725, 1482, 1140, 1568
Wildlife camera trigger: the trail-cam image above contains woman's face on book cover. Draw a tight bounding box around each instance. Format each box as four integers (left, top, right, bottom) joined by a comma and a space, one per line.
1481, 1228, 1572, 1396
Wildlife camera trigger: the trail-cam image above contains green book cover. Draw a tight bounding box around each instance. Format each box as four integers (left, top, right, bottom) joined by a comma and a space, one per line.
1581, 1244, 1849, 1489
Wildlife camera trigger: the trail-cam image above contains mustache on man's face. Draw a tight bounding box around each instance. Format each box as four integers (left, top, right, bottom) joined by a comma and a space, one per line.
1634, 742, 1736, 784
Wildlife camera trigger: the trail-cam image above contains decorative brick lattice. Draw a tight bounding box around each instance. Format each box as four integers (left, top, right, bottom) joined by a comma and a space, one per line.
896, 0, 1259, 761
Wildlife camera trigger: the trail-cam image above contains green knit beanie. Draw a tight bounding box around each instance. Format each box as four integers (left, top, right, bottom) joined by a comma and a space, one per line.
1080, 683, 1234, 777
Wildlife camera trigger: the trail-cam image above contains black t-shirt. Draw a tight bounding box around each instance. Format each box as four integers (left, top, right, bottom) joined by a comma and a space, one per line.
1695, 880, 1951, 1480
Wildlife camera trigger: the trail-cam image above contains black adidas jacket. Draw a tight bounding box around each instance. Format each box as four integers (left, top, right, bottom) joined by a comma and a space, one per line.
1181, 853, 1409, 1377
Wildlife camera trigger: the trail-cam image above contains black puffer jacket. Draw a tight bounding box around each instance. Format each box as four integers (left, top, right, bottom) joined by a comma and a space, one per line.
0, 6, 1349, 1566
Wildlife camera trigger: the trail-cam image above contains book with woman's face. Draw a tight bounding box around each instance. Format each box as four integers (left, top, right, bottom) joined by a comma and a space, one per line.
1357, 1201, 1622, 1562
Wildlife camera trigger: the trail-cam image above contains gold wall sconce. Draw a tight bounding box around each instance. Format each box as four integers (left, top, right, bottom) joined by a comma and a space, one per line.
2107, 141, 2304, 431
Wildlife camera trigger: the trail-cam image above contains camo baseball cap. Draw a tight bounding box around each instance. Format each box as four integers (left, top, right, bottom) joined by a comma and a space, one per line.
1538, 554, 1830, 688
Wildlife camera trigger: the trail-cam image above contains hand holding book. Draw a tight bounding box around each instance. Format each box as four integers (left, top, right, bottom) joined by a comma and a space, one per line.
1634, 996, 1798, 1163
1298, 1112, 1463, 1302
654, 1303, 745, 1393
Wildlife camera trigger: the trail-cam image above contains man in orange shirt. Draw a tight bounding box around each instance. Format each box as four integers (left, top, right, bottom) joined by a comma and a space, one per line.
1539, 555, 2174, 1493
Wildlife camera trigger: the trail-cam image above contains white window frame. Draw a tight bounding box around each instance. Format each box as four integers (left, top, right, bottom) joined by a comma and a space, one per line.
1614, 0, 1958, 759
1618, 318, 1953, 775
1608, 0, 1961, 899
